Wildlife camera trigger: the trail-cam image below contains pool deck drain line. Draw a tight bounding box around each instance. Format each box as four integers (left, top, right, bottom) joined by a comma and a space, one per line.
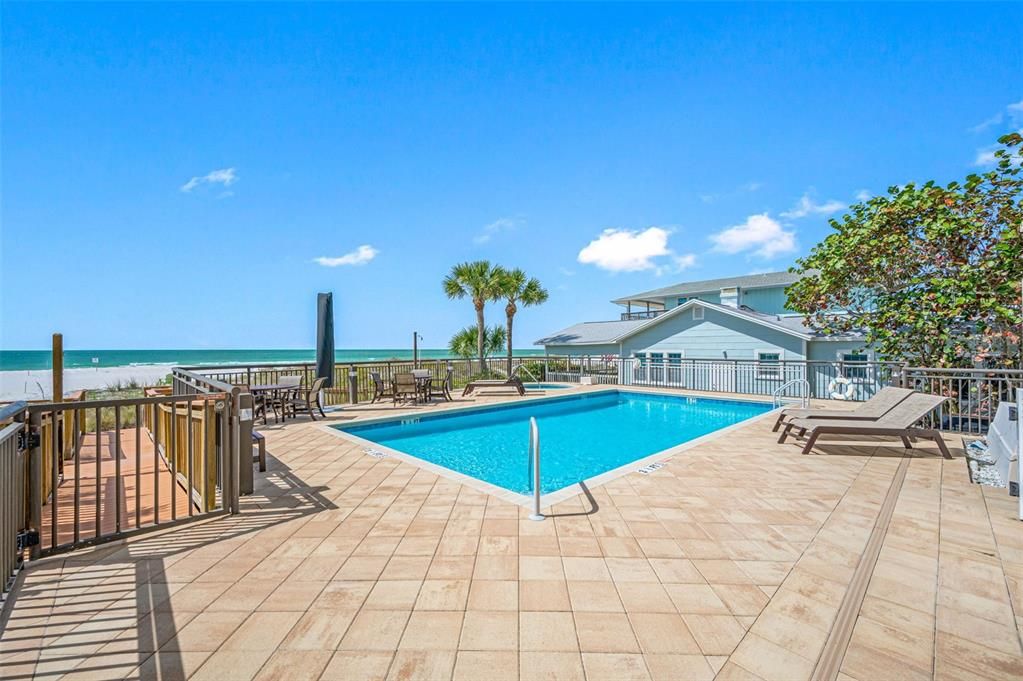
810, 455, 911, 681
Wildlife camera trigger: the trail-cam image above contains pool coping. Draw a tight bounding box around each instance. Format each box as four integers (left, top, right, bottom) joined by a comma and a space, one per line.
318, 386, 782, 509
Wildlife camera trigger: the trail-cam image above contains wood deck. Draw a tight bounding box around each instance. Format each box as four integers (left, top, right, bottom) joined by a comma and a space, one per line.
40, 428, 197, 549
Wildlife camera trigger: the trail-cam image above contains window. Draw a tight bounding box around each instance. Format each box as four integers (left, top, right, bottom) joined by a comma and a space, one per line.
667, 353, 682, 366
757, 351, 782, 379
840, 352, 869, 380
692, 306, 704, 320
677, 297, 690, 306
634, 352, 647, 366
650, 353, 664, 364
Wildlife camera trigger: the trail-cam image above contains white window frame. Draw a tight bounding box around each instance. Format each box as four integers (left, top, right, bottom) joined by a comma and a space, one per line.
692, 305, 704, 320
755, 349, 783, 380
837, 350, 871, 381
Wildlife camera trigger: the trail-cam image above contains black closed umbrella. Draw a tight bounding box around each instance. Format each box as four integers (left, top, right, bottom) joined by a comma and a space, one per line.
316, 292, 335, 387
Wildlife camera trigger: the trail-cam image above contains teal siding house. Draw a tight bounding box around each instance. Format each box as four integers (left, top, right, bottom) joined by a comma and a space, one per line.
536, 271, 873, 396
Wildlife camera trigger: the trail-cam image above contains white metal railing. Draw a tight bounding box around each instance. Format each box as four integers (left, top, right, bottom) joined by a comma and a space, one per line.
527, 417, 543, 521
773, 379, 810, 409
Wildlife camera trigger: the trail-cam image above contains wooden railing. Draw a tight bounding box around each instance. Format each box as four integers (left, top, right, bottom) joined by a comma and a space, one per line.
175, 356, 549, 406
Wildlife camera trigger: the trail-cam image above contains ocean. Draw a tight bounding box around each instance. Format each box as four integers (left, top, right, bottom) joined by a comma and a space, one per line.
0, 349, 544, 372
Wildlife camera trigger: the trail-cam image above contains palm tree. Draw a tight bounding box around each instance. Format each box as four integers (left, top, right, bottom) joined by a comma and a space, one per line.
497, 268, 549, 375
448, 325, 506, 360
443, 261, 506, 373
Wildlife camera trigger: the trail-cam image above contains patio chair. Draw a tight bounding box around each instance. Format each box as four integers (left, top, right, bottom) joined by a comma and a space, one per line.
393, 373, 419, 405
462, 377, 526, 396
771, 386, 914, 432
428, 379, 453, 402
370, 371, 394, 403
286, 376, 327, 420
778, 392, 952, 458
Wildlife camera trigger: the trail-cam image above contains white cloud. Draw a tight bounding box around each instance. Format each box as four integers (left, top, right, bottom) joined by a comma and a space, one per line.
709, 213, 796, 259
558, 267, 576, 277
673, 253, 697, 270
473, 217, 521, 244
969, 113, 1004, 134
854, 189, 871, 202
313, 245, 379, 267
578, 227, 672, 272
974, 148, 999, 166
780, 194, 845, 219
181, 167, 238, 193
1009, 99, 1023, 125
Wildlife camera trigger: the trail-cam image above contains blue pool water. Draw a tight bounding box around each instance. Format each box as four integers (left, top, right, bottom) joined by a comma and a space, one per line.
337, 390, 772, 495
525, 383, 571, 390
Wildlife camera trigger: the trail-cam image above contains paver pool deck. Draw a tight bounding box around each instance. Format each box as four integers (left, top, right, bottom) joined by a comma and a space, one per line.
1, 386, 1021, 680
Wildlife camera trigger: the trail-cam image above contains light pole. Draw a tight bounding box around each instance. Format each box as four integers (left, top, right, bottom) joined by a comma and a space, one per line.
413, 331, 423, 368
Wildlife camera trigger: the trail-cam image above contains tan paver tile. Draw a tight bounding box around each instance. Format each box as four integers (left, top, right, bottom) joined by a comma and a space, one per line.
581, 652, 652, 681
519, 611, 579, 651
365, 579, 423, 610
415, 579, 470, 611
459, 611, 518, 651
467, 579, 518, 611
629, 612, 701, 654
616, 582, 677, 613
280, 608, 358, 651
252, 650, 333, 681
681, 613, 746, 656
453, 650, 517, 681
161, 611, 243, 651
562, 557, 612, 581
730, 632, 814, 681
574, 612, 640, 653
385, 650, 455, 680
644, 653, 715, 681
321, 651, 393, 681
472, 556, 518, 580
340, 610, 411, 651
191, 649, 273, 681
520, 580, 571, 611
398, 611, 464, 650
519, 651, 586, 681
221, 611, 302, 650
567, 580, 624, 612
257, 580, 327, 612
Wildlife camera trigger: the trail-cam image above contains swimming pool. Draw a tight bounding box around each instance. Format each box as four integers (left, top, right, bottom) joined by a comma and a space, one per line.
524, 383, 572, 390
335, 390, 772, 496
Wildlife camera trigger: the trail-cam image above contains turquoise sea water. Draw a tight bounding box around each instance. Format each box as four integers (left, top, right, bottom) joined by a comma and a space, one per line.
338, 391, 771, 494
0, 349, 543, 371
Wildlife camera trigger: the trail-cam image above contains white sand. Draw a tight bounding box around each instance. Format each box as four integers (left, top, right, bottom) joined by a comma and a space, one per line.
0, 365, 176, 402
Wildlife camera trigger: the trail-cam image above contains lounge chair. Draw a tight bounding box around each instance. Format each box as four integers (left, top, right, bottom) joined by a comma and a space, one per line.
778, 392, 952, 458
771, 386, 914, 432
286, 376, 328, 420
462, 377, 526, 396
370, 371, 394, 403
393, 373, 419, 405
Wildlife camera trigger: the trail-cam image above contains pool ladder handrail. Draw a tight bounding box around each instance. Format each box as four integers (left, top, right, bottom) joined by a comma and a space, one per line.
514, 364, 542, 389
527, 417, 544, 521
773, 378, 810, 409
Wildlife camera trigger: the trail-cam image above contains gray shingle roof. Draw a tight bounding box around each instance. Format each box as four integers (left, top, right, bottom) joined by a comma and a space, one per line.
534, 319, 646, 346
536, 298, 864, 347
611, 270, 807, 305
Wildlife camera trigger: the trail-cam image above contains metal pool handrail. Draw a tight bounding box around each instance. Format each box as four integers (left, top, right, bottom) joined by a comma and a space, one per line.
514, 364, 542, 389
527, 417, 544, 521
773, 379, 810, 409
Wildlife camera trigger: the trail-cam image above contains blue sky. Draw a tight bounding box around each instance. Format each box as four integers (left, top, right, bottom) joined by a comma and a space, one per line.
2, 2, 1021, 351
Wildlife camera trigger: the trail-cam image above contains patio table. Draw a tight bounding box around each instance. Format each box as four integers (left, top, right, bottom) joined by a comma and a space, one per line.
251, 383, 301, 423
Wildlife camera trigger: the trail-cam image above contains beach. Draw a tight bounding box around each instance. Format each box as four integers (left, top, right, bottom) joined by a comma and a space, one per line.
0, 365, 176, 401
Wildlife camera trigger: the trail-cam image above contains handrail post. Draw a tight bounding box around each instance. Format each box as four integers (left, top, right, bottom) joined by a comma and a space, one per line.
27, 410, 42, 560
234, 388, 254, 501
528, 417, 543, 521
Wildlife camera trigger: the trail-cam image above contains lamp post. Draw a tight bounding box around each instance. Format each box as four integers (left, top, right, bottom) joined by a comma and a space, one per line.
413, 332, 423, 368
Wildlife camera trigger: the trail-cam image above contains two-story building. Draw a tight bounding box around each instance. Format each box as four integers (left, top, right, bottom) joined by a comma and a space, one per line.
536, 271, 874, 395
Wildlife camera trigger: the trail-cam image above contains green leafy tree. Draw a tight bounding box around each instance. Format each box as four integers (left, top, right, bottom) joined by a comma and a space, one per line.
448, 325, 506, 361
497, 268, 549, 375
787, 133, 1022, 367
443, 261, 507, 372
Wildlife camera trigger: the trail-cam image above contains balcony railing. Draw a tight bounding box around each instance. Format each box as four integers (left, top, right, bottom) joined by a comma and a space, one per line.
620, 310, 666, 321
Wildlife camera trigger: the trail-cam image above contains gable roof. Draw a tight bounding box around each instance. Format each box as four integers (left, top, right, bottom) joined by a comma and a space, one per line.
611, 270, 807, 305
536, 298, 866, 347
537, 299, 816, 346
